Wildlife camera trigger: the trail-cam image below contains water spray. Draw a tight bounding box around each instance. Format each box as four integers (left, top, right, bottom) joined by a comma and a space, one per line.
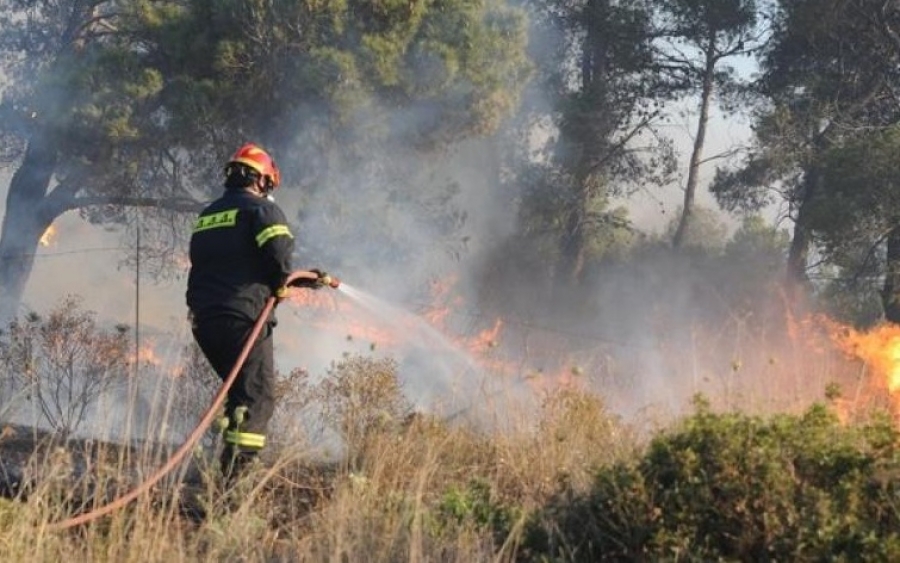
325, 281, 523, 423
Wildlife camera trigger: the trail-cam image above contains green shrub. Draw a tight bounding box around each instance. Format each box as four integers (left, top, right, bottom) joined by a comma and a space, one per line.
435, 477, 520, 543
524, 396, 900, 561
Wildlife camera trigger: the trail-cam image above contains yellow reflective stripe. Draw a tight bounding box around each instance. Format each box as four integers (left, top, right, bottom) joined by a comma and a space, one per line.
256, 224, 292, 247
193, 209, 238, 233
225, 430, 266, 449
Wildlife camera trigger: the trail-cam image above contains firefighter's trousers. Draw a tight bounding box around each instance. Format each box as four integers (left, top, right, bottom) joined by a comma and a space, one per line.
191, 314, 276, 459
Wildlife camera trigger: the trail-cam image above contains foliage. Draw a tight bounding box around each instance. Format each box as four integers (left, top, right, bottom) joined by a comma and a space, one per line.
435, 477, 521, 545
0, 0, 532, 320
710, 0, 900, 293
711, 214, 790, 313
816, 273, 885, 328
814, 127, 900, 238
0, 297, 130, 436
130, 0, 532, 153
663, 205, 730, 251
809, 127, 900, 323
510, 0, 676, 284
313, 355, 414, 469
0, 0, 531, 181
523, 398, 900, 561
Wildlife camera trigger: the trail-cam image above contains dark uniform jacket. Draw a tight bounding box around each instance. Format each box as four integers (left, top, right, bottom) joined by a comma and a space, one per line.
186, 189, 294, 323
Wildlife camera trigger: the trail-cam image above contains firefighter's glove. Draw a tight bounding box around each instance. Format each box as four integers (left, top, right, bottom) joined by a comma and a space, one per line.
290, 269, 328, 290
312, 269, 331, 289
274, 285, 290, 304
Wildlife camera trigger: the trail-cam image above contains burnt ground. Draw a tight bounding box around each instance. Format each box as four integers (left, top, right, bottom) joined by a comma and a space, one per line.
0, 422, 213, 519
0, 423, 337, 526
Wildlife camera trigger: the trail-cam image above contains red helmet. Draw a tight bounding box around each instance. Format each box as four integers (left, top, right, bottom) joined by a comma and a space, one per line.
227, 143, 280, 189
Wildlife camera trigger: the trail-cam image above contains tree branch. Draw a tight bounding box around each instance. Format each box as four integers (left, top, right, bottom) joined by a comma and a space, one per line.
42, 192, 203, 219
698, 145, 750, 166
64, 195, 204, 214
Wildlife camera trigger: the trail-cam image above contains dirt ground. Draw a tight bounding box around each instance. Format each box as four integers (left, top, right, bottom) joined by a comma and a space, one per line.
0, 422, 212, 516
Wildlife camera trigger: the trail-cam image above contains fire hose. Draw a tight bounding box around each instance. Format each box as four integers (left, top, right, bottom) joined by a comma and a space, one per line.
46, 270, 340, 531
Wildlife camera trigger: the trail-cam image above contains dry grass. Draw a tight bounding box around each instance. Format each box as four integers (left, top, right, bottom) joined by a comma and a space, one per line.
0, 366, 630, 562
0, 306, 879, 562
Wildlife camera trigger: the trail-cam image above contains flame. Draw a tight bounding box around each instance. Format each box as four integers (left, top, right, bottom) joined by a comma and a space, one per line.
467, 319, 503, 353
133, 343, 163, 366
39, 224, 57, 246
286, 287, 341, 311
830, 321, 900, 419
422, 276, 461, 326
279, 276, 584, 395
286, 286, 400, 346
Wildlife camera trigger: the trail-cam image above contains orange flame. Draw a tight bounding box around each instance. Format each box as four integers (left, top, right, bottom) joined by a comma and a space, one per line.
39, 224, 57, 246
281, 276, 584, 394
832, 322, 900, 410
286, 286, 400, 347
467, 319, 503, 353
286, 287, 341, 311
422, 276, 461, 326
132, 343, 163, 366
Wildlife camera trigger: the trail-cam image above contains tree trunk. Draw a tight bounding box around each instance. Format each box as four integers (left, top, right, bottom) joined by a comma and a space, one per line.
557, 0, 609, 286
0, 138, 58, 323
672, 41, 715, 249
882, 225, 900, 323
784, 166, 817, 303
558, 187, 589, 285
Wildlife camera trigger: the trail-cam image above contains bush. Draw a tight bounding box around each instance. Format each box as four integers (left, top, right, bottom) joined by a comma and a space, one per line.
524, 396, 900, 561
0, 297, 130, 436
313, 355, 414, 469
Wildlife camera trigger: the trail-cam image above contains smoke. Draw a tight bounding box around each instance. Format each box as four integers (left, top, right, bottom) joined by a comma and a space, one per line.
3, 10, 836, 447
11, 115, 737, 420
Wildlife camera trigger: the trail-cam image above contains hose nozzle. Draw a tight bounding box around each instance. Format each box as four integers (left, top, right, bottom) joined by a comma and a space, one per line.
321, 275, 341, 289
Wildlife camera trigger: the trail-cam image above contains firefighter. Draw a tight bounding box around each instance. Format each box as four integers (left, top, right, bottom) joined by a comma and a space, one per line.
186, 142, 326, 482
